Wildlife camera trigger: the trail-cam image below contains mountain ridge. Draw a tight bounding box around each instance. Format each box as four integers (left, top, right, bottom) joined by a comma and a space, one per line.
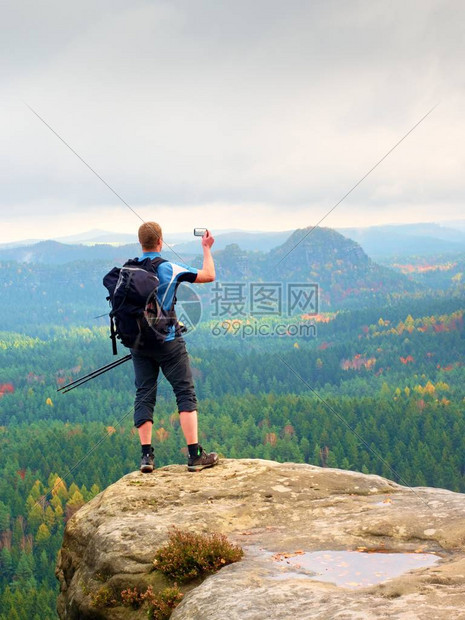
0, 227, 425, 324
2, 220, 465, 256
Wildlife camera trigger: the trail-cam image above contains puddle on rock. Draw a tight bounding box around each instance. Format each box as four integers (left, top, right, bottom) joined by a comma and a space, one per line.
266, 549, 439, 589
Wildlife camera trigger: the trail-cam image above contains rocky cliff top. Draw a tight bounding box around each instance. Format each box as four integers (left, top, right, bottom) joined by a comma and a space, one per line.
57, 459, 465, 619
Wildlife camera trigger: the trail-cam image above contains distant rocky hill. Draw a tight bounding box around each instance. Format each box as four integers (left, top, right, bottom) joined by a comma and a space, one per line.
0, 228, 423, 324
0, 227, 425, 334
213, 227, 421, 308
56, 459, 465, 619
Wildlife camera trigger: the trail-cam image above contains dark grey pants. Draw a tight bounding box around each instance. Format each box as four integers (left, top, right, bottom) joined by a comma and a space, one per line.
131, 338, 197, 427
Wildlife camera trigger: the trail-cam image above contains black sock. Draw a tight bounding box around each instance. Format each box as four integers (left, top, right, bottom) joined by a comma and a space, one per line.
188, 443, 200, 459
141, 444, 153, 456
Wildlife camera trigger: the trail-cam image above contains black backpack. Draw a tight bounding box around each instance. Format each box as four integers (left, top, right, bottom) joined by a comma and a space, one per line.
103, 257, 178, 354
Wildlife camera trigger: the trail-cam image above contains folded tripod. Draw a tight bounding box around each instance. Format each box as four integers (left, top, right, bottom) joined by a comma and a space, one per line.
57, 355, 132, 394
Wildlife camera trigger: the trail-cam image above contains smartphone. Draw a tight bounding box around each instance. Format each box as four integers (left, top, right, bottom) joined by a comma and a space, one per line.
193, 228, 207, 237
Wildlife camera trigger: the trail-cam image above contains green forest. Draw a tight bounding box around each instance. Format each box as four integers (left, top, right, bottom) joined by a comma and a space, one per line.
0, 250, 464, 618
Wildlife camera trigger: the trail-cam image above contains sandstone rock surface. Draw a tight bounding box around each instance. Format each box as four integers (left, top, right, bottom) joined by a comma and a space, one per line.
56, 459, 465, 619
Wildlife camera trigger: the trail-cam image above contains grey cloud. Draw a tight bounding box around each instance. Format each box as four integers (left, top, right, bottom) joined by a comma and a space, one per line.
1, 0, 464, 219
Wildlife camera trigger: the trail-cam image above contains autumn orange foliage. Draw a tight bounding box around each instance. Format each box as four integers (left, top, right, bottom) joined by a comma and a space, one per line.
0, 383, 14, 397
264, 432, 277, 446
341, 355, 376, 371
155, 427, 169, 442
400, 355, 414, 364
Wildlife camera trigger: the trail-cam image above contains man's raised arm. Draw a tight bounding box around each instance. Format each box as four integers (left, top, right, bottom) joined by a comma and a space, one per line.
194, 230, 215, 283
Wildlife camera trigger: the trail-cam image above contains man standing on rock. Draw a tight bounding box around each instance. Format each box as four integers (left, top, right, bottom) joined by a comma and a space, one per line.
132, 222, 219, 474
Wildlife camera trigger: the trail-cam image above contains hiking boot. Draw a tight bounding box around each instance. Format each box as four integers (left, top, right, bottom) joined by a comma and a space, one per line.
140, 451, 154, 473
187, 445, 219, 472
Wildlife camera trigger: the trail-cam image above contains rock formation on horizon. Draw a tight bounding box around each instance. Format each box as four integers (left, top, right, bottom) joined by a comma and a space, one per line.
56, 459, 465, 619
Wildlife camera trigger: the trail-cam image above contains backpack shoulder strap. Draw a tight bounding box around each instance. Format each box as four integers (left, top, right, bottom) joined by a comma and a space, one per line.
122, 257, 142, 268
150, 257, 168, 272
123, 256, 168, 272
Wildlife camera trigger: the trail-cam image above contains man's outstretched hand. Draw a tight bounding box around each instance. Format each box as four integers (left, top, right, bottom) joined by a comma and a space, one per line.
195, 230, 216, 283
202, 229, 214, 249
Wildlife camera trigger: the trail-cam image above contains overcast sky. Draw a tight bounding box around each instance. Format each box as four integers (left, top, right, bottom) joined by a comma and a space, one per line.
1, 0, 464, 243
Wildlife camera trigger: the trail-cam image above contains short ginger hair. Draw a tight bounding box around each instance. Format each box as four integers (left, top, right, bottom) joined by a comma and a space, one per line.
138, 222, 162, 250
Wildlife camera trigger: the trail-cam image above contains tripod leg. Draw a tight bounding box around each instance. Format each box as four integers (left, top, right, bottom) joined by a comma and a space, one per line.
57, 355, 131, 393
